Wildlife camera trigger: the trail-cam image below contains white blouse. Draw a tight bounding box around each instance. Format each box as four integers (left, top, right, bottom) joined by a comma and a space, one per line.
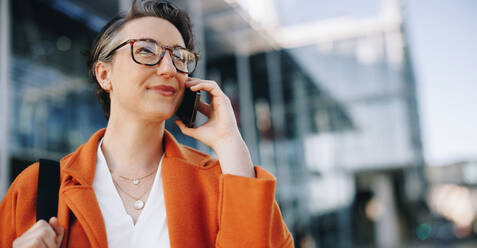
92, 139, 170, 248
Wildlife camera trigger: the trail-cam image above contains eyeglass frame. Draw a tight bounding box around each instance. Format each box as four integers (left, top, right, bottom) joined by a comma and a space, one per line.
106, 38, 200, 74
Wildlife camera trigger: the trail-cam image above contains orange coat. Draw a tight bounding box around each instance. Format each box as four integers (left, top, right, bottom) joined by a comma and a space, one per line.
0, 129, 294, 247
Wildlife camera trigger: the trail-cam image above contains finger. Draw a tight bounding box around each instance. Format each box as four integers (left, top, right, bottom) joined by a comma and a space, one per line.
38, 225, 57, 248
38, 238, 49, 248
16, 220, 46, 240
29, 219, 48, 232
189, 81, 224, 98
49, 217, 65, 246
49, 217, 61, 235
38, 220, 57, 240
186, 77, 203, 82
13, 220, 54, 248
197, 101, 211, 118
174, 119, 196, 137
186, 77, 222, 88
185, 78, 201, 86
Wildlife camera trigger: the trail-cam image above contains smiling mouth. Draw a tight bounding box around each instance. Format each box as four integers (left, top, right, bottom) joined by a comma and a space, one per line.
148, 85, 177, 96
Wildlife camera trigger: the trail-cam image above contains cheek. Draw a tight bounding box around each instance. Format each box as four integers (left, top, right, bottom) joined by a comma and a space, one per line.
177, 74, 187, 88
110, 67, 150, 93
174, 88, 185, 110
176, 74, 187, 98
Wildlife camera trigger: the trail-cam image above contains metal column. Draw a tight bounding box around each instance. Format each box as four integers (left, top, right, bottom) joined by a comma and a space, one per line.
235, 47, 260, 164
186, 0, 210, 153
187, 0, 206, 80
373, 174, 401, 247
266, 51, 287, 177
266, 50, 291, 224
291, 72, 312, 224
401, 23, 427, 201
0, 0, 11, 198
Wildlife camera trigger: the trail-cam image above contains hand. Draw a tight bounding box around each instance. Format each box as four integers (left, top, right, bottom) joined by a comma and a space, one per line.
175, 78, 241, 151
175, 78, 255, 177
13, 217, 64, 248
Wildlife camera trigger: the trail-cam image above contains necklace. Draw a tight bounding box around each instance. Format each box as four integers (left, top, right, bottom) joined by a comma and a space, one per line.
118, 169, 157, 186
113, 179, 151, 210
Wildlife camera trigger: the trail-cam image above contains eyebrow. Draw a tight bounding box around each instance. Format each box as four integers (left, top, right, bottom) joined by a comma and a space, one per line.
138, 37, 186, 49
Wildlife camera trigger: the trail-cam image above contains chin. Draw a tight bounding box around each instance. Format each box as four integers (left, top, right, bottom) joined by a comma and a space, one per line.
141, 105, 177, 122
129, 96, 179, 121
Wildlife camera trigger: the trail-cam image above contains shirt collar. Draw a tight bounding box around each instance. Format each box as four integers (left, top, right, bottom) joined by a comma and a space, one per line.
61, 128, 187, 186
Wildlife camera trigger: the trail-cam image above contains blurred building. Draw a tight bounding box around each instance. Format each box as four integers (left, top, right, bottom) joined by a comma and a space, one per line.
1, 0, 476, 247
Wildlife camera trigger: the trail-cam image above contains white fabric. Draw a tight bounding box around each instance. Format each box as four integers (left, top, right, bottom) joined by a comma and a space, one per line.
93, 138, 170, 248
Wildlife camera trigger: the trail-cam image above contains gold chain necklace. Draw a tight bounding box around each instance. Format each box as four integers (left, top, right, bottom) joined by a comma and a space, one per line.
117, 169, 157, 186
112, 179, 152, 210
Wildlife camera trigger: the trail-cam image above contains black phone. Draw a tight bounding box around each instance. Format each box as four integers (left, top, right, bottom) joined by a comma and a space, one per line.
176, 88, 200, 128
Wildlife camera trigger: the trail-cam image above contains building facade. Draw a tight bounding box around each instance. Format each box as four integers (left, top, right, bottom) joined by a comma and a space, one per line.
0, 0, 444, 247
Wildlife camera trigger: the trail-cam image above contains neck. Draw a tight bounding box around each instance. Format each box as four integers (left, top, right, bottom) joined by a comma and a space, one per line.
101, 111, 165, 177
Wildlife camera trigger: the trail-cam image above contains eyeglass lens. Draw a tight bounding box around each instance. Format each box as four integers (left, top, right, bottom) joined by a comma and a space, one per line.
132, 40, 196, 74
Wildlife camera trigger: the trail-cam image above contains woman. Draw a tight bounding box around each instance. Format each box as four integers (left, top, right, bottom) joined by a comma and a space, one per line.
0, 1, 293, 247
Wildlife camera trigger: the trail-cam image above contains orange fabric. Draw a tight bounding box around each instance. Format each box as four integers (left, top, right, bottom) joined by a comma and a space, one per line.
0, 129, 294, 247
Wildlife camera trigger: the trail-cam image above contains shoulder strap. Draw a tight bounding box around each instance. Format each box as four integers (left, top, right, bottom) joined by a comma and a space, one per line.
36, 159, 60, 222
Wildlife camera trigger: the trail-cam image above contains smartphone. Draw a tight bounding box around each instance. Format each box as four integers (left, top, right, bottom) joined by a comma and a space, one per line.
176, 88, 200, 128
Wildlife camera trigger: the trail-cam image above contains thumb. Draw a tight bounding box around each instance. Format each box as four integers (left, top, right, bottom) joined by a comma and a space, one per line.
175, 119, 196, 137
49, 217, 65, 247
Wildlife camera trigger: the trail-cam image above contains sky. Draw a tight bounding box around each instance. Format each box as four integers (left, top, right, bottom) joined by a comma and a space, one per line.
404, 0, 477, 165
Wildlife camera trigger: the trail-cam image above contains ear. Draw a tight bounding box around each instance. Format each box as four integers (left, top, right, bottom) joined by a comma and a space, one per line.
95, 61, 113, 92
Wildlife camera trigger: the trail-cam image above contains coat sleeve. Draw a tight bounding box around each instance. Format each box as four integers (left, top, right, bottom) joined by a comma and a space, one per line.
215, 166, 294, 248
0, 163, 39, 247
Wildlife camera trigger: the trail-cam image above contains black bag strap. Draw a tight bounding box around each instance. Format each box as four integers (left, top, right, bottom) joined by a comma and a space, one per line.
36, 159, 60, 222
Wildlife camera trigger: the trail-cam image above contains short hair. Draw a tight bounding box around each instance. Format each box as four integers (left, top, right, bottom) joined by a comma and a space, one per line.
87, 0, 195, 120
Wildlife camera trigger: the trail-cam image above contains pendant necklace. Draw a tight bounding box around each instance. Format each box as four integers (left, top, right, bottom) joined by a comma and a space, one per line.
113, 179, 151, 210
119, 169, 157, 186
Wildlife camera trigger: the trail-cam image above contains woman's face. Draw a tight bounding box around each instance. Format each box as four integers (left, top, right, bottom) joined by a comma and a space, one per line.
107, 16, 188, 122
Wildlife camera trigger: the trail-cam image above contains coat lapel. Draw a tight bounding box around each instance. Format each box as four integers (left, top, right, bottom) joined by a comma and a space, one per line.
56, 129, 219, 248
161, 132, 220, 247
61, 186, 108, 248
60, 129, 108, 248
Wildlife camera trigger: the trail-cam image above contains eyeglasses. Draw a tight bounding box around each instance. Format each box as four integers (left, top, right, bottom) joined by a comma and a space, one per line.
107, 38, 199, 74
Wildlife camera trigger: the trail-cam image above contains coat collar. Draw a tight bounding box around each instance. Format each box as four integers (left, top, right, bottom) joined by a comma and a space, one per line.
61, 128, 188, 185
59, 128, 197, 248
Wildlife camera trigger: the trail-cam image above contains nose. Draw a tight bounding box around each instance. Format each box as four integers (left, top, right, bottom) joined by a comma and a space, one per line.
156, 51, 177, 77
